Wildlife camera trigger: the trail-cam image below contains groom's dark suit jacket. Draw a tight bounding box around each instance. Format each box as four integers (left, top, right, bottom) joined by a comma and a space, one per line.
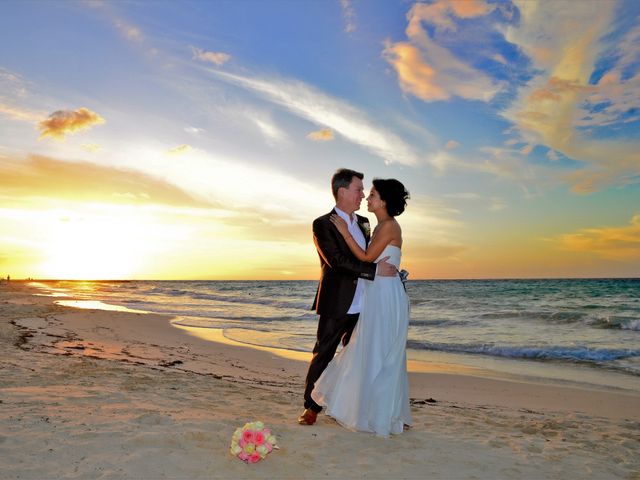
311, 209, 377, 317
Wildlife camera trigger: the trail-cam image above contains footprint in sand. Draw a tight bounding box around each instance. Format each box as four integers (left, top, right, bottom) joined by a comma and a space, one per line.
133, 412, 174, 426
526, 443, 544, 453
488, 438, 508, 448
521, 425, 539, 435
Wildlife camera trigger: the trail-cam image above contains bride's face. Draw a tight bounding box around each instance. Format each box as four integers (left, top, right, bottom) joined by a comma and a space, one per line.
366, 187, 385, 213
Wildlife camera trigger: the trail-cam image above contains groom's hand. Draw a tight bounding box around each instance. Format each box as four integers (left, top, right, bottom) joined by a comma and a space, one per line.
376, 257, 397, 277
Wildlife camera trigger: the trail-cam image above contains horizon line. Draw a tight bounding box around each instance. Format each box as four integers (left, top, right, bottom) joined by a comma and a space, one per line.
9, 277, 640, 282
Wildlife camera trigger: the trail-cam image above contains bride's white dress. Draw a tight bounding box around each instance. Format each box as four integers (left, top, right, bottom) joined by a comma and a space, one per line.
311, 244, 412, 436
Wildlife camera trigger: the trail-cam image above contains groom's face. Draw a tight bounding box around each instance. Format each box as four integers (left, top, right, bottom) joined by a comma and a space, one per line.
343, 177, 365, 213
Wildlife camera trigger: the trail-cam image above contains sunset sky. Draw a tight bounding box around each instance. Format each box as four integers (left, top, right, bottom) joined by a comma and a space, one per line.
1, 0, 638, 280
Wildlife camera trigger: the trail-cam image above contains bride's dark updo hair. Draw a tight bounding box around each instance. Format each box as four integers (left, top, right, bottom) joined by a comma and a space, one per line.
372, 178, 410, 217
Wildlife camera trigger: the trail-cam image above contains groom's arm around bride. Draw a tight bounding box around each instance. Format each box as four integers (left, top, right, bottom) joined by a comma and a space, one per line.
311, 211, 376, 318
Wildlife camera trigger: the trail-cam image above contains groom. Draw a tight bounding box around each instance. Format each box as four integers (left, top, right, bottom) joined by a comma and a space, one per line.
298, 168, 397, 426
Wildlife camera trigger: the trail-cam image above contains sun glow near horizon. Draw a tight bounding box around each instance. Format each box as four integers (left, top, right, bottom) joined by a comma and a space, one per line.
11, 200, 321, 281
33, 204, 167, 280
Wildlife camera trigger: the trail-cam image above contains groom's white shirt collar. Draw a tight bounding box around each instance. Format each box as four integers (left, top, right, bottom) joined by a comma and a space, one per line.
334, 206, 357, 226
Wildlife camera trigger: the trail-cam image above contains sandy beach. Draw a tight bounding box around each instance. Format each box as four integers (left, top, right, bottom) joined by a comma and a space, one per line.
1, 281, 639, 479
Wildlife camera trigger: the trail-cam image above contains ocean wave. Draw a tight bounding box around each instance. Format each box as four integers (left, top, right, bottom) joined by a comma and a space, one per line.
131, 282, 314, 310
479, 311, 586, 322
590, 316, 640, 331
171, 313, 315, 327
105, 288, 310, 312
479, 311, 523, 319
623, 320, 640, 331
406, 340, 640, 363
409, 319, 466, 327
221, 328, 312, 353
190, 292, 306, 309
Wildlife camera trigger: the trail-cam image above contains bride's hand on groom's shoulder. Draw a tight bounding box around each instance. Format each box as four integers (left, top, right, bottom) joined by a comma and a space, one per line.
330, 214, 349, 236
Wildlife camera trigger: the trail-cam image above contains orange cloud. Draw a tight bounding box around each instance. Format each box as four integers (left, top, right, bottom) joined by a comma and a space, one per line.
556, 215, 640, 259
38, 108, 105, 141
409, 0, 493, 32
528, 76, 596, 103
192, 47, 230, 66
383, 1, 499, 103
0, 154, 210, 208
444, 140, 459, 150
448, 0, 493, 17
382, 42, 448, 101
528, 89, 560, 103
306, 128, 334, 141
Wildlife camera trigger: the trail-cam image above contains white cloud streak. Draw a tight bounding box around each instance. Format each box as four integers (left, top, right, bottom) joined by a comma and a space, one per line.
207, 69, 419, 166
340, 0, 357, 33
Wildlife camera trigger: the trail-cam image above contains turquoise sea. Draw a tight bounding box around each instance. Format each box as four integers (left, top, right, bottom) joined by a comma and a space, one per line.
32, 278, 640, 392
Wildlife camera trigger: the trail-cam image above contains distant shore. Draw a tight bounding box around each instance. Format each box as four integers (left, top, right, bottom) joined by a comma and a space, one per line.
1, 281, 639, 479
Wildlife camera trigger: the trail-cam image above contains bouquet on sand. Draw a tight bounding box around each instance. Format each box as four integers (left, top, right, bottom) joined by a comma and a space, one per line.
230, 421, 278, 464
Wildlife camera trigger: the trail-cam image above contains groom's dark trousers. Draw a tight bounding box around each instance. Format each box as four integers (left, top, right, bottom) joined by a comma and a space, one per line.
303, 312, 359, 412
304, 209, 377, 413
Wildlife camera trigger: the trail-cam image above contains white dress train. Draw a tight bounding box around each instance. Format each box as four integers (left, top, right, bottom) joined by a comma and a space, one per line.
312, 244, 412, 437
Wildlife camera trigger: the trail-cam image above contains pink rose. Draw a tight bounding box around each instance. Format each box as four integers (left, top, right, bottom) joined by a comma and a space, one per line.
238, 452, 249, 461
254, 431, 265, 445
248, 452, 262, 464
242, 429, 255, 443
238, 438, 246, 448
265, 442, 273, 453
263, 428, 271, 436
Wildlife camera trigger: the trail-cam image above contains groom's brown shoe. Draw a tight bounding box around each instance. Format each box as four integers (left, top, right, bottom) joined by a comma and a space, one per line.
297, 408, 318, 425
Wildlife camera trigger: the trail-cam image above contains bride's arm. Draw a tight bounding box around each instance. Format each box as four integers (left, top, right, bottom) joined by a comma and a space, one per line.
330, 215, 393, 262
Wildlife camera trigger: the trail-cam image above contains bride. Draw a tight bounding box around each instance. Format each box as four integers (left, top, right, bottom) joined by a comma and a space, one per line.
311, 178, 412, 437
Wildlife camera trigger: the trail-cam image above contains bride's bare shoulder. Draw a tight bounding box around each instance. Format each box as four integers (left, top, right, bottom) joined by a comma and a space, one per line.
386, 218, 402, 234
385, 219, 402, 245
376, 219, 402, 245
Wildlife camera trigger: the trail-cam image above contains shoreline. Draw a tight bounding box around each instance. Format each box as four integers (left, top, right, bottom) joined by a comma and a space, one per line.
17, 281, 640, 417
191, 321, 640, 396
2, 281, 640, 479
32, 279, 640, 396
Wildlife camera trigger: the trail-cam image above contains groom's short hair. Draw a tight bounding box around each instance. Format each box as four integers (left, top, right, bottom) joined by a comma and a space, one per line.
331, 168, 363, 200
